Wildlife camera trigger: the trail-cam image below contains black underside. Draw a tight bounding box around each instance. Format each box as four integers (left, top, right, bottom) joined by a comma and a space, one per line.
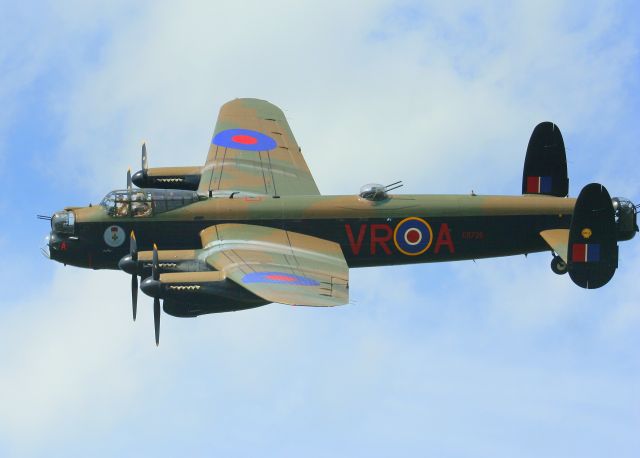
50, 213, 574, 317
62, 214, 573, 270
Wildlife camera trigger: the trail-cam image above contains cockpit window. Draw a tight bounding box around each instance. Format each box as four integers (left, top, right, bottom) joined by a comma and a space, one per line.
100, 189, 200, 218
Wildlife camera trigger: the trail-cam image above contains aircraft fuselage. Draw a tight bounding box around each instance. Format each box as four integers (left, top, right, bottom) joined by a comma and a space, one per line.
48, 193, 577, 270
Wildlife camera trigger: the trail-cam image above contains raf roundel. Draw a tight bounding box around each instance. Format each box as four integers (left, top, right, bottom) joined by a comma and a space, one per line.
242, 271, 319, 286
393, 217, 433, 256
212, 128, 277, 152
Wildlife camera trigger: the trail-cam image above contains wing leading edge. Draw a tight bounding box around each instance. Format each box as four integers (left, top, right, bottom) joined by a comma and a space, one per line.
198, 98, 320, 197
200, 224, 348, 307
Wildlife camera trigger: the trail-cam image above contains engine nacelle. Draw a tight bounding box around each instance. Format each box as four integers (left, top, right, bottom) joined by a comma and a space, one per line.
140, 271, 268, 317
132, 166, 201, 191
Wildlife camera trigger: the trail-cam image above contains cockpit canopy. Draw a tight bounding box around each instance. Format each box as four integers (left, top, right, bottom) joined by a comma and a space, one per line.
100, 189, 201, 218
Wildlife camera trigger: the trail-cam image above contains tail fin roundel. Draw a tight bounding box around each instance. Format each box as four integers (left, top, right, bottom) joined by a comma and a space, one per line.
522, 122, 569, 197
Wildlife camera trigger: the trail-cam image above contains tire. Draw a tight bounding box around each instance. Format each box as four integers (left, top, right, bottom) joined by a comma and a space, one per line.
551, 256, 568, 275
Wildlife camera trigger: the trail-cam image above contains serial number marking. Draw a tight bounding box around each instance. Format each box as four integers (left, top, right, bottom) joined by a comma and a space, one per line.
462, 231, 484, 240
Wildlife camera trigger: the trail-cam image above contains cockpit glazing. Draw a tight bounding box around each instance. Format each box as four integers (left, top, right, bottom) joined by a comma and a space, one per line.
100, 189, 201, 218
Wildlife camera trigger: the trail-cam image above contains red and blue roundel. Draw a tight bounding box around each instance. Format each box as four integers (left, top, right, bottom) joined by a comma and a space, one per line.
242, 271, 319, 286
212, 128, 277, 151
393, 217, 433, 256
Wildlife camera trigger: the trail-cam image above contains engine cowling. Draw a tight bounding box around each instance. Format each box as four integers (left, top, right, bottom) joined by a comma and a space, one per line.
140, 271, 269, 317
132, 166, 201, 191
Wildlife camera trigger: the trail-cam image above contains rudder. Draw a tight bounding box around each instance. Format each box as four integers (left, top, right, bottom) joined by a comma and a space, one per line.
522, 122, 569, 197
568, 183, 618, 289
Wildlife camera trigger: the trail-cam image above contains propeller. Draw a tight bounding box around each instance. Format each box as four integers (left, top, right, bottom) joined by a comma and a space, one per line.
131, 143, 148, 188
127, 168, 133, 191
139, 243, 163, 346
130, 231, 138, 321
126, 168, 133, 218
142, 142, 148, 172
117, 231, 142, 321
152, 243, 160, 346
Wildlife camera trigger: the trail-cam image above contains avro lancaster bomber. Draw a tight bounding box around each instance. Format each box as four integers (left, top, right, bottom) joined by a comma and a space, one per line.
41, 98, 639, 345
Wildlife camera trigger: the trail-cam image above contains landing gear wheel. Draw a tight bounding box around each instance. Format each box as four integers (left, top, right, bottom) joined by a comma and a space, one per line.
551, 256, 568, 275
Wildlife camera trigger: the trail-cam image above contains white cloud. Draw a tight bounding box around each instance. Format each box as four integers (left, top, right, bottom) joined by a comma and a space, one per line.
48, 0, 637, 197
0, 269, 140, 449
1, 263, 639, 456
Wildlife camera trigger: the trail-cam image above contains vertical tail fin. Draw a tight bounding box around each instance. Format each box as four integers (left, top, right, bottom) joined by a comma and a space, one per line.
568, 183, 618, 289
522, 122, 569, 197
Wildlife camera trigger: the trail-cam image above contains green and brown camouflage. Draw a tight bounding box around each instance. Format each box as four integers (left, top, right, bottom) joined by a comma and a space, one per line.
198, 98, 319, 196
42, 98, 638, 344
55, 192, 577, 269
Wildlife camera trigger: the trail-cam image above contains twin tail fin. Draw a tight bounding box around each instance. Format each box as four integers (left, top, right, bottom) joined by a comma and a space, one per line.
522, 122, 569, 197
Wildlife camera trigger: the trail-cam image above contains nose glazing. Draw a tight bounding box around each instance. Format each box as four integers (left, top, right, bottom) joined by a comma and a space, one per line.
51, 210, 75, 235
41, 234, 51, 259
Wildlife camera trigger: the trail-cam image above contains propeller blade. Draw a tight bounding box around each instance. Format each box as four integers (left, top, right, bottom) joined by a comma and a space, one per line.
154, 297, 160, 346
127, 168, 132, 192
152, 243, 159, 281
130, 231, 138, 260
142, 142, 148, 172
151, 242, 161, 345
129, 230, 139, 321
132, 274, 138, 321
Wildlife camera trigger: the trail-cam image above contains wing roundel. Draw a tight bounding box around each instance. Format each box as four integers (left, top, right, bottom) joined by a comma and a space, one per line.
200, 224, 349, 307
198, 98, 320, 197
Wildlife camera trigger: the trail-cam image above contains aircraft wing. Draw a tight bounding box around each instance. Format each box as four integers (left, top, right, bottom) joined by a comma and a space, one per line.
197, 98, 320, 197
200, 224, 348, 307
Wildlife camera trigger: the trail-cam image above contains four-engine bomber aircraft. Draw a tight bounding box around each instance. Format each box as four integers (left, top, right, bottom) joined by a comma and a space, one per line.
42, 98, 638, 345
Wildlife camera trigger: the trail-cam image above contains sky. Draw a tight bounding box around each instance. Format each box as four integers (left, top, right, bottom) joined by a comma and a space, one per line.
0, 1, 639, 456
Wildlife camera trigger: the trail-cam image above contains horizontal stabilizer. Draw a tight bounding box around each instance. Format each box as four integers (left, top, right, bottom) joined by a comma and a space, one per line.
522, 122, 569, 197
540, 229, 569, 263
567, 183, 618, 289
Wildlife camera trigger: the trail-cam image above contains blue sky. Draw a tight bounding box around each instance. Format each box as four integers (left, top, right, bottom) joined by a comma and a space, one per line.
1, 1, 639, 457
